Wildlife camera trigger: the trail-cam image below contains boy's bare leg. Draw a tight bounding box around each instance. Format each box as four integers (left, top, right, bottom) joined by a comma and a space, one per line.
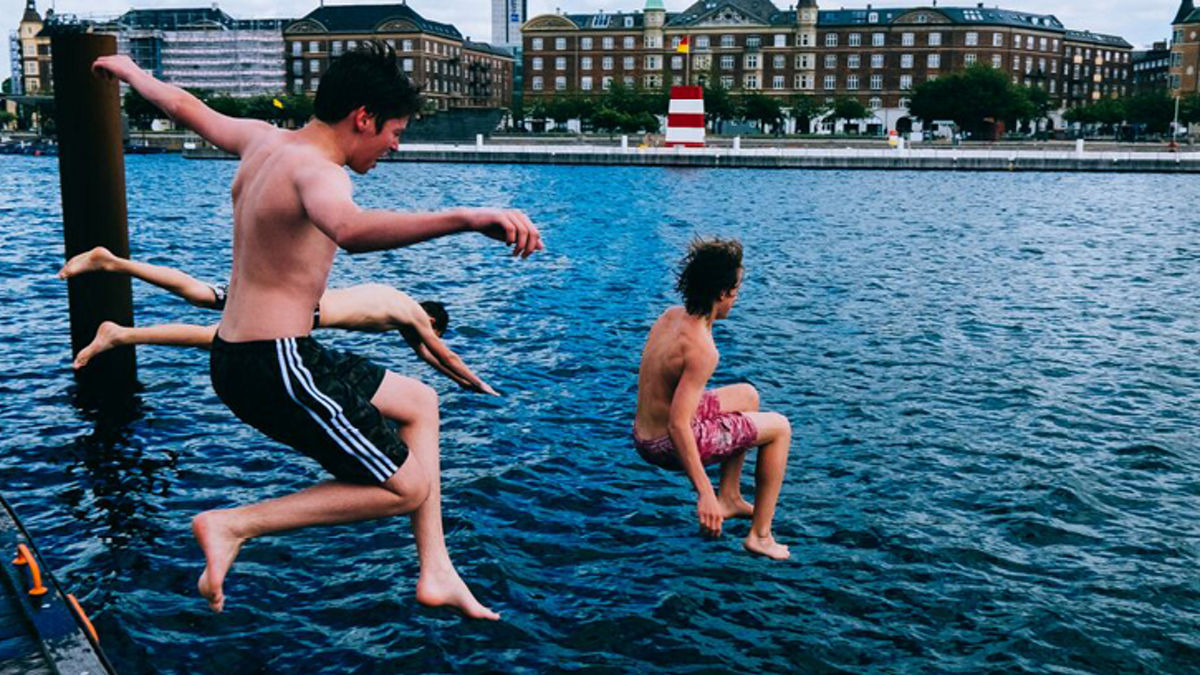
713, 383, 759, 518
740, 411, 792, 561
192, 456, 431, 613
369, 371, 499, 620
75, 321, 219, 368
58, 246, 218, 308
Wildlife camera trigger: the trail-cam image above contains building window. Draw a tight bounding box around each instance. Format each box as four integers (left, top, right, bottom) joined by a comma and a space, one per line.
721, 55, 734, 70
774, 34, 787, 47
798, 53, 813, 69
993, 33, 1003, 47
602, 76, 613, 89
745, 74, 759, 89
929, 33, 942, 47
602, 57, 613, 70
292, 60, 302, 75
309, 59, 320, 73
581, 37, 593, 50
720, 75, 734, 88
902, 33, 914, 47
623, 56, 635, 70
800, 32, 812, 47
773, 54, 785, 68
965, 32, 978, 46
625, 16, 634, 28
402, 39, 413, 52
825, 54, 837, 69
531, 38, 543, 50
773, 75, 785, 89
847, 75, 859, 90
848, 54, 860, 69
823, 75, 836, 89
848, 33, 862, 47
672, 56, 683, 70
745, 54, 759, 69
624, 36, 635, 49
532, 76, 543, 90
746, 35, 761, 49
928, 54, 940, 69
825, 33, 838, 47
308, 41, 320, 52
603, 37, 614, 50
291, 41, 301, 56
1040, 37, 1048, 51
555, 57, 566, 70
293, 81, 304, 94
696, 35, 710, 49
556, 38, 567, 50
869, 96, 882, 108
965, 53, 976, 66
402, 58, 413, 72
532, 57, 543, 70
1013, 33, 1021, 47
872, 32, 885, 47
870, 74, 883, 90
992, 54, 1003, 68
646, 55, 661, 70
582, 76, 594, 91
555, 76, 566, 90
1013, 55, 1020, 69
871, 54, 884, 68
1026, 36, 1034, 50
582, 56, 593, 70
721, 34, 735, 48
901, 54, 913, 69
900, 74, 913, 89
796, 74, 813, 89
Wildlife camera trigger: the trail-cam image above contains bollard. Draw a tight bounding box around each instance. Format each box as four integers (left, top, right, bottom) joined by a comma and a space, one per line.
733, 136, 741, 151
475, 133, 483, 149
621, 135, 628, 150
1075, 138, 1085, 156
51, 32, 138, 397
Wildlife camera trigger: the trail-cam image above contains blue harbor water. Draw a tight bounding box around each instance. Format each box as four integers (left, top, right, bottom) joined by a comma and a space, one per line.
1, 155, 1198, 673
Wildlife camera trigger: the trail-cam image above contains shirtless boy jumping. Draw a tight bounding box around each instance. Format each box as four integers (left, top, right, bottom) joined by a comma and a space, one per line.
632, 238, 792, 560
92, 42, 541, 618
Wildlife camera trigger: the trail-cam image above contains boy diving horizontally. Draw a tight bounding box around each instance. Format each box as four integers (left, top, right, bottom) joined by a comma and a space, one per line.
60, 246, 498, 396
632, 238, 792, 560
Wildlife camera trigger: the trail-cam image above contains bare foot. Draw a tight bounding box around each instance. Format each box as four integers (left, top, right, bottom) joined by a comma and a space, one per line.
58, 246, 117, 279
718, 496, 754, 520
193, 510, 245, 613
744, 533, 790, 561
74, 321, 126, 369
415, 568, 500, 621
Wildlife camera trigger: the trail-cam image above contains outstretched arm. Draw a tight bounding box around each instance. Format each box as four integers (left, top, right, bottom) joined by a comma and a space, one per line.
668, 349, 723, 538
400, 325, 499, 396
92, 55, 273, 156
297, 163, 544, 257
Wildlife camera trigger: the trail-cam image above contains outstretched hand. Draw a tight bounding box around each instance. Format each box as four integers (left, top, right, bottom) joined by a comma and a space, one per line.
697, 493, 724, 538
460, 208, 544, 258
92, 55, 141, 83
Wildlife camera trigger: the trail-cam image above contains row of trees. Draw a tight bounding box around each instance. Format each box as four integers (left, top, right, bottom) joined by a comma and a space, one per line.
522, 82, 873, 135
1064, 91, 1200, 134
123, 89, 315, 129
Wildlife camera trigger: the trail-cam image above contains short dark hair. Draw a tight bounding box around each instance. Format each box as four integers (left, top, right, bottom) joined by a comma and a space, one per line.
676, 237, 743, 316
314, 40, 423, 132
420, 301, 450, 334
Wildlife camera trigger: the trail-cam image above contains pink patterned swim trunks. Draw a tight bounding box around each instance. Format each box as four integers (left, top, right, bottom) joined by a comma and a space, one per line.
633, 390, 760, 470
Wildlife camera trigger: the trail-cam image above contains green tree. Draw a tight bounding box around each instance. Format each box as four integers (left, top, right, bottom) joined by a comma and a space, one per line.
832, 97, 869, 131
703, 82, 737, 133
908, 64, 1030, 136
123, 89, 161, 129
1181, 93, 1200, 125
207, 95, 244, 118
1124, 90, 1174, 134
740, 92, 784, 133
2, 78, 11, 94
789, 94, 828, 134
0, 110, 16, 129
590, 107, 626, 135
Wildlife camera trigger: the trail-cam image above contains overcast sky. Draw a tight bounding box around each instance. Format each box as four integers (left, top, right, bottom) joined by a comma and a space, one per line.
3, 0, 1184, 83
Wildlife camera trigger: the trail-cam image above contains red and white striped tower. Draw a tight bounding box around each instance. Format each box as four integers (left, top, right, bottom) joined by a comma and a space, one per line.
665, 85, 705, 148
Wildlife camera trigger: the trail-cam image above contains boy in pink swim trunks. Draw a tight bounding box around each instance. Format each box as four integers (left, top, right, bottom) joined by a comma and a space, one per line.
633, 238, 792, 560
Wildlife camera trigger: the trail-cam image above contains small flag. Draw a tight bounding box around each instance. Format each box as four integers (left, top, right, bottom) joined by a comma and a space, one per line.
676, 36, 690, 54
272, 98, 284, 109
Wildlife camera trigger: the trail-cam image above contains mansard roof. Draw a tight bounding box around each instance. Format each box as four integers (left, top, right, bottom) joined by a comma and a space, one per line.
562, 12, 646, 30
1174, 0, 1196, 25
669, 0, 784, 27
1063, 29, 1132, 49
115, 7, 287, 31
817, 6, 1065, 32
287, 4, 460, 40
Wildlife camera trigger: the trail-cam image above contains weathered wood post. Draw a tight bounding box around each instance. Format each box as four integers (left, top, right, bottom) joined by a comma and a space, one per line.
50, 31, 137, 397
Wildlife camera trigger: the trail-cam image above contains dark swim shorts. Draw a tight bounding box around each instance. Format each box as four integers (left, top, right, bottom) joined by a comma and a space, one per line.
633, 390, 759, 470
210, 334, 407, 484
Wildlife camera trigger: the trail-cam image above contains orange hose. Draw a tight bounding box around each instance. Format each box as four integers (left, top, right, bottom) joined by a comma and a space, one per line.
16, 544, 47, 596
66, 594, 99, 644
12, 545, 27, 565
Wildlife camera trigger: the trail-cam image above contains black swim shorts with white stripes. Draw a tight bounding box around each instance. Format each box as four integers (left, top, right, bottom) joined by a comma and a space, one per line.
210, 334, 407, 484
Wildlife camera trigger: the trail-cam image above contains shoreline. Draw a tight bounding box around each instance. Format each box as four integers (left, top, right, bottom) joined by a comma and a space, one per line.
181, 143, 1200, 173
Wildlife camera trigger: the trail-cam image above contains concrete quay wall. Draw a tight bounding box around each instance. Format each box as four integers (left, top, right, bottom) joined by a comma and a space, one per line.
184, 144, 1200, 173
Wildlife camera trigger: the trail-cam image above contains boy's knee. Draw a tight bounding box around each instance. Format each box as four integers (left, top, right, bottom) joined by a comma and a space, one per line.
413, 381, 439, 411
742, 384, 760, 411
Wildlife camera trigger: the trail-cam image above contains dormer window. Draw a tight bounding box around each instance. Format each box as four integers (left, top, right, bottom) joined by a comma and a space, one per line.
624, 16, 634, 28
868, 12, 878, 23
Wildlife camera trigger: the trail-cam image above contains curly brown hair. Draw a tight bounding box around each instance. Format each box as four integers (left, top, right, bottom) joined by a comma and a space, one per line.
676, 237, 743, 316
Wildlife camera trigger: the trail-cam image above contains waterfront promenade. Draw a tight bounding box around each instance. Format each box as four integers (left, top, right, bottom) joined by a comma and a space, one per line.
183, 141, 1200, 172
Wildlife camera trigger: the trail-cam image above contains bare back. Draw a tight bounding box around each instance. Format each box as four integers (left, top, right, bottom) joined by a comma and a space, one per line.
633, 306, 718, 438
219, 133, 345, 341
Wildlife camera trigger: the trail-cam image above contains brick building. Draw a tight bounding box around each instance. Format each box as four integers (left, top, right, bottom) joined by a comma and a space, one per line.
1131, 41, 1172, 95
521, 0, 1131, 132
284, 4, 513, 111
1170, 0, 1200, 95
